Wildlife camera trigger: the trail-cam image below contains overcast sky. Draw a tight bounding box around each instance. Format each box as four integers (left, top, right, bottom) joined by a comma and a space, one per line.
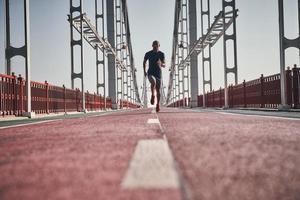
0, 0, 299, 97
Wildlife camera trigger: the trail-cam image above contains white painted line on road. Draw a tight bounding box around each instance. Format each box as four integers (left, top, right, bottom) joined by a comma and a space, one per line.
155, 113, 194, 200
219, 111, 300, 121
147, 117, 165, 133
85, 112, 111, 118
147, 118, 160, 124
121, 139, 180, 189
0, 119, 63, 130
155, 113, 165, 134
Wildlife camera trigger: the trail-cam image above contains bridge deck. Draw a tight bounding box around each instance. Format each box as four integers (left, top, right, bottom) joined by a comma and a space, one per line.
0, 108, 300, 200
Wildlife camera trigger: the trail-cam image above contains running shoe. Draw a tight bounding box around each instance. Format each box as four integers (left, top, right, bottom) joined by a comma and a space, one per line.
156, 104, 160, 112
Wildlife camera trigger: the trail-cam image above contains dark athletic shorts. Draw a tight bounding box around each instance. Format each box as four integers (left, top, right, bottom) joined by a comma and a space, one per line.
148, 75, 161, 90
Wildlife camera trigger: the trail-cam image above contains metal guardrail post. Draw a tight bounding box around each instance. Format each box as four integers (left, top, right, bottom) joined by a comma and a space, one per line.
286, 68, 292, 105
63, 85, 66, 113
12, 73, 17, 116
260, 74, 264, 108
45, 81, 49, 114
292, 65, 300, 108
219, 87, 222, 108
17, 75, 24, 116
243, 80, 246, 108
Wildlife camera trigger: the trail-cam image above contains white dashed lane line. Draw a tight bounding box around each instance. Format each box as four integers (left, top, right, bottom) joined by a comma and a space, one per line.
0, 119, 63, 130
147, 118, 160, 124
121, 139, 180, 189
219, 111, 300, 121
122, 111, 193, 199
122, 113, 180, 189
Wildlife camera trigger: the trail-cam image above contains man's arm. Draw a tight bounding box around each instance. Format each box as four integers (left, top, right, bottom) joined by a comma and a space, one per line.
143, 52, 148, 77
160, 60, 166, 68
160, 53, 166, 68
143, 59, 147, 77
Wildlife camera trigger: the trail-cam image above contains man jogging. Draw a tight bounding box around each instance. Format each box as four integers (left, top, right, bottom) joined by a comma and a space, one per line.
143, 40, 166, 112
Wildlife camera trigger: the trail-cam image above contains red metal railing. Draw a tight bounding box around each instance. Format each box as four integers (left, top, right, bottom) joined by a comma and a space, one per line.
0, 74, 18, 116
119, 99, 141, 109
169, 66, 300, 109
167, 97, 190, 108
0, 73, 139, 117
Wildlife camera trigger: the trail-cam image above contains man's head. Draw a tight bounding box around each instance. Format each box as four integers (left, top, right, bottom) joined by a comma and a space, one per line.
152, 40, 160, 51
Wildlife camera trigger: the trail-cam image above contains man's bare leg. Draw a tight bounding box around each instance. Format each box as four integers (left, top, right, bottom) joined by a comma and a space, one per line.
151, 83, 155, 96
148, 75, 156, 105
150, 82, 156, 105
156, 85, 161, 112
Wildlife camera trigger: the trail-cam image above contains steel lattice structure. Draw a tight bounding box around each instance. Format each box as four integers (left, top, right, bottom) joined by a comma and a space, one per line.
166, 0, 182, 106
166, 0, 238, 107
69, 0, 140, 110
177, 10, 238, 70
69, 13, 127, 70
200, 0, 212, 107
121, 0, 141, 105
95, 0, 106, 109
115, 0, 126, 108
3, 0, 299, 115
176, 0, 190, 106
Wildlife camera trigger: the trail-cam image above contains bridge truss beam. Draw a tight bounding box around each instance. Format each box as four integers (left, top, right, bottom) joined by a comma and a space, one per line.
69, 13, 127, 70
177, 10, 238, 70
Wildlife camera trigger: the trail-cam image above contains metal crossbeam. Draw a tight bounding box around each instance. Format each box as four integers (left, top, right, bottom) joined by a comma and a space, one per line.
69, 14, 127, 70
178, 10, 238, 70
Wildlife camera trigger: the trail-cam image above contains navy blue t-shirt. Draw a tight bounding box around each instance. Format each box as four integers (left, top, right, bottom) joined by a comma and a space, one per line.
144, 50, 165, 79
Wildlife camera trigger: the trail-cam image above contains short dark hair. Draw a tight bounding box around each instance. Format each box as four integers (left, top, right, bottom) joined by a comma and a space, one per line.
152, 40, 159, 46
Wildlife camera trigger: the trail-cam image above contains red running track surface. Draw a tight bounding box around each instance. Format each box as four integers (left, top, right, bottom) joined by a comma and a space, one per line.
1, 108, 300, 200
0, 109, 180, 200
158, 108, 300, 200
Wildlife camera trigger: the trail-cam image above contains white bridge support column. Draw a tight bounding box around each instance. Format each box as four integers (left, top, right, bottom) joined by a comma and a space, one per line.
107, 0, 118, 109
4, 0, 34, 118
188, 0, 199, 108
278, 0, 300, 110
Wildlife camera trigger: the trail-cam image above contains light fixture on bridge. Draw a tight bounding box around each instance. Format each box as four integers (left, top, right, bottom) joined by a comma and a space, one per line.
116, 42, 127, 50
178, 41, 189, 49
